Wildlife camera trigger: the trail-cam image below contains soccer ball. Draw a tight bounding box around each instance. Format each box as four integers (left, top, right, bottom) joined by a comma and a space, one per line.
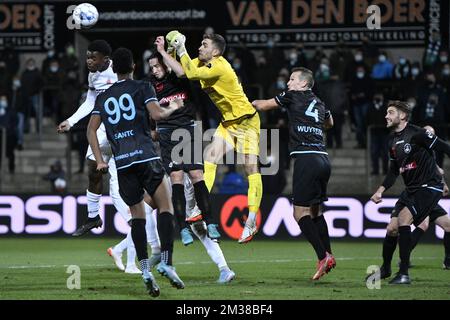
72, 3, 99, 29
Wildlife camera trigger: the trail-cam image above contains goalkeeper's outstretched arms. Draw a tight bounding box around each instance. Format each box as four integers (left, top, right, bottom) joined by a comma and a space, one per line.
166, 30, 223, 81
57, 88, 97, 133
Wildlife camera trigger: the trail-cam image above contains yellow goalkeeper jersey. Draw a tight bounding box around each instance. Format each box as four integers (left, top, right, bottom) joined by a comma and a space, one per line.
180, 54, 256, 123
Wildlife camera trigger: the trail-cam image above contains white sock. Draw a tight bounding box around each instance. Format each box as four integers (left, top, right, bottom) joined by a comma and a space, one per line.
145, 203, 160, 254
114, 237, 128, 254
247, 212, 257, 225
191, 223, 227, 270
184, 173, 196, 213
87, 190, 101, 218
126, 230, 137, 267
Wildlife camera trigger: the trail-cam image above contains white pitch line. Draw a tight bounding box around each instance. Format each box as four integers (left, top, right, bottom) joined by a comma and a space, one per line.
0, 256, 441, 270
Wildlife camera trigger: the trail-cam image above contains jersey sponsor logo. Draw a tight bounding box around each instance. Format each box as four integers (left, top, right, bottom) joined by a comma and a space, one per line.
403, 143, 412, 154
115, 149, 144, 160
296, 125, 323, 136
399, 161, 417, 173
156, 82, 164, 92
159, 92, 187, 105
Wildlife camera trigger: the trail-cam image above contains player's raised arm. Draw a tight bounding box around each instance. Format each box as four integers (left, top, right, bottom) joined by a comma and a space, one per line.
57, 88, 97, 133
86, 114, 108, 172
154, 36, 185, 77
252, 99, 279, 111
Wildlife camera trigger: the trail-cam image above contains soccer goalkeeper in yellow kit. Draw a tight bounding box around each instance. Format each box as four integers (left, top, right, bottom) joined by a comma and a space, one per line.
167, 31, 262, 244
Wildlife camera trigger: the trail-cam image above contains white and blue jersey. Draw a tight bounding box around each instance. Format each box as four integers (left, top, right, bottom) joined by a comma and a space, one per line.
92, 79, 160, 170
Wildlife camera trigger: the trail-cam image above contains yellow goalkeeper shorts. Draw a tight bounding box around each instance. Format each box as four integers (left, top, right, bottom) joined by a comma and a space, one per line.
214, 112, 260, 156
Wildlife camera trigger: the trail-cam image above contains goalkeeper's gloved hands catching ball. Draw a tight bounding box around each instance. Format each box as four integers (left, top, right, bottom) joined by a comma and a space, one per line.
166, 30, 187, 58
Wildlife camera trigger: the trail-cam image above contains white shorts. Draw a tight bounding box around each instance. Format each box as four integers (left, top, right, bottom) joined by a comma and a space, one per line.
86, 124, 112, 162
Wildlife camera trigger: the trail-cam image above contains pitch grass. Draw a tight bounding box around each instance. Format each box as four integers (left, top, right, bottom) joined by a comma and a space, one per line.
0, 238, 448, 300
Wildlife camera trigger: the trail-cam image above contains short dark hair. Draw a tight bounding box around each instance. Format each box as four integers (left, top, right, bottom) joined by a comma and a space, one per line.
388, 100, 411, 120
148, 52, 168, 72
203, 33, 226, 56
88, 40, 112, 57
112, 47, 133, 74
291, 67, 314, 89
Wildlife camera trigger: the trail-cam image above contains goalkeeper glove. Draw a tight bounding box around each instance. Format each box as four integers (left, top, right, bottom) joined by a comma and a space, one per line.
166, 30, 187, 58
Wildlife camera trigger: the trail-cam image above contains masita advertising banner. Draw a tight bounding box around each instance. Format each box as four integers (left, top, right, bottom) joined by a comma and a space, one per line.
0, 194, 448, 241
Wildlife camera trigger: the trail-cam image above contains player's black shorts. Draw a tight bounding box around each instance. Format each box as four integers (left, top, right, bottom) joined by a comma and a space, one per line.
158, 125, 203, 174
292, 153, 331, 206
391, 186, 444, 226
117, 159, 165, 206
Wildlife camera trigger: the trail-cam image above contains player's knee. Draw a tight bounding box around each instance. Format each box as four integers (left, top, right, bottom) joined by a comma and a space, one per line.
188, 170, 203, 183
170, 171, 184, 184
419, 220, 429, 231
386, 224, 398, 237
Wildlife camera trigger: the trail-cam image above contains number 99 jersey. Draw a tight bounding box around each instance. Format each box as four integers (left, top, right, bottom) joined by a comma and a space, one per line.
275, 90, 331, 156
92, 79, 160, 171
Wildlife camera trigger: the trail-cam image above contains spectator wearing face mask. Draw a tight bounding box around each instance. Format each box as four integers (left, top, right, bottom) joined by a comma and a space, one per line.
315, 58, 331, 82
345, 49, 368, 82
316, 73, 348, 149
432, 50, 449, 76
350, 65, 374, 148
366, 92, 388, 175
42, 49, 58, 75
263, 37, 285, 79
232, 57, 249, 87
398, 62, 422, 100
309, 46, 327, 74
285, 48, 303, 70
423, 31, 441, 70
329, 40, 353, 81
394, 56, 411, 80
371, 51, 394, 79
20, 58, 44, 134
0, 44, 20, 77
406, 97, 418, 121
235, 40, 257, 83
268, 73, 288, 98
440, 63, 450, 95
361, 36, 379, 67
11, 76, 25, 150
43, 59, 65, 121
60, 43, 80, 83
415, 71, 448, 167
0, 61, 12, 100
0, 95, 18, 173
